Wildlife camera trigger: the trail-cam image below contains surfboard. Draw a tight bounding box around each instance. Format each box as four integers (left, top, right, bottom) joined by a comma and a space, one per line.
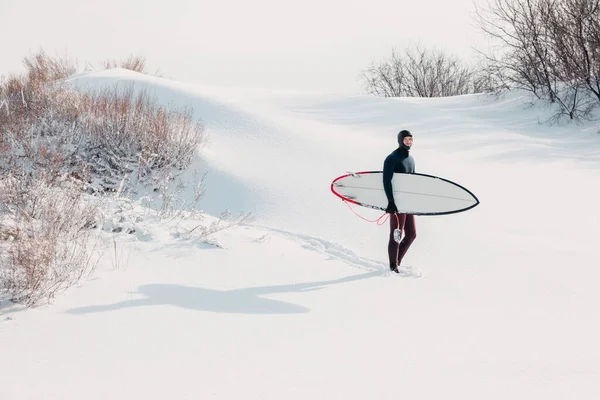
331, 171, 479, 215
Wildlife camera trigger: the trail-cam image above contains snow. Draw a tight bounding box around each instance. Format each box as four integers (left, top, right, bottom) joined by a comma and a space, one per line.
1, 68, 599, 399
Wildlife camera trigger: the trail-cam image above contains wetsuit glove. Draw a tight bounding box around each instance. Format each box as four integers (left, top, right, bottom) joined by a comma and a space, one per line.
385, 199, 398, 214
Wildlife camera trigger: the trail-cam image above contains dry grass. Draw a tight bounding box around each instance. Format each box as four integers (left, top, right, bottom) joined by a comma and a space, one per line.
23, 50, 76, 84
102, 54, 150, 74
78, 85, 205, 180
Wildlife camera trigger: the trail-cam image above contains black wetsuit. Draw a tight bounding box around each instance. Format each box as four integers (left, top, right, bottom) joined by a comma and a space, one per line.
382, 147, 415, 203
383, 147, 417, 269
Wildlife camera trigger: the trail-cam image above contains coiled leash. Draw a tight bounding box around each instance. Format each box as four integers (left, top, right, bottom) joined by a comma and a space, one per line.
342, 200, 403, 244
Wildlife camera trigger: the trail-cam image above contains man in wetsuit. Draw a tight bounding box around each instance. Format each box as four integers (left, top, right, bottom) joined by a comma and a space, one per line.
383, 130, 416, 273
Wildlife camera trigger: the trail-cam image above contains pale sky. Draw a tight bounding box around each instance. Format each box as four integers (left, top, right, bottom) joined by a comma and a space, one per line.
0, 0, 487, 93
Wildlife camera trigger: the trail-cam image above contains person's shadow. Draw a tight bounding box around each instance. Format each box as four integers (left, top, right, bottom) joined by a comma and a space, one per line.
66, 270, 386, 315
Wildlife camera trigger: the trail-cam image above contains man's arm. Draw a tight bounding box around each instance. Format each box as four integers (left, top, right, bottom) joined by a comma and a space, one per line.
383, 155, 395, 203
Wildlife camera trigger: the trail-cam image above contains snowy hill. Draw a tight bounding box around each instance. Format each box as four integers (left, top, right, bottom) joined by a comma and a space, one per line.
1, 69, 599, 399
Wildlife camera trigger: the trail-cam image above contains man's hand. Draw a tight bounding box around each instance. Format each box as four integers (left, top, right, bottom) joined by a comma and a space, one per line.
385, 200, 398, 214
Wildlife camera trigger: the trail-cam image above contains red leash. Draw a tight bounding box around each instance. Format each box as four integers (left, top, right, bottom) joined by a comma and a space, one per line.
343, 200, 402, 262
343, 199, 390, 226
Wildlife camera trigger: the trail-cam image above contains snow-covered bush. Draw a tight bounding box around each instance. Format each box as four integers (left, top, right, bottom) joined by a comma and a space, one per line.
0, 172, 100, 306
0, 50, 206, 305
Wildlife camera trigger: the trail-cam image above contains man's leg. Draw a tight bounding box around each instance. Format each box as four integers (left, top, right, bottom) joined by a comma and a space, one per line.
388, 213, 406, 268
397, 214, 416, 264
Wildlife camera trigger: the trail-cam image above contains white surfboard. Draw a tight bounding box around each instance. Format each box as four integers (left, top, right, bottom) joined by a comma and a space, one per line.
331, 171, 479, 215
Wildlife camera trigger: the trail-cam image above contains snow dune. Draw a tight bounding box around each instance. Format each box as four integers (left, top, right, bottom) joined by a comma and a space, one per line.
1, 69, 599, 399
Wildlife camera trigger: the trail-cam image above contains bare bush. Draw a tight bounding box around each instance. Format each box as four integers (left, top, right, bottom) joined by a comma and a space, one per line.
0, 50, 207, 305
361, 44, 480, 97
475, 0, 600, 121
0, 173, 100, 306
150, 170, 208, 222
470, 60, 512, 95
68, 84, 206, 192
1, 81, 206, 193
476, 0, 550, 96
120, 54, 147, 73
181, 209, 256, 246
101, 54, 163, 76
23, 49, 76, 85
543, 0, 600, 102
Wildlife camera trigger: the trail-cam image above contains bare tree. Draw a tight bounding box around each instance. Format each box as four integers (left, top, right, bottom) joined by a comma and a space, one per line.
360, 44, 478, 97
543, 0, 600, 102
475, 0, 553, 97
360, 49, 408, 97
471, 61, 511, 94
475, 0, 600, 121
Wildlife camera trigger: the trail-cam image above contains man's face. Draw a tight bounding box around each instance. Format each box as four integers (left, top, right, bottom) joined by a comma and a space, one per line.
403, 136, 413, 147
